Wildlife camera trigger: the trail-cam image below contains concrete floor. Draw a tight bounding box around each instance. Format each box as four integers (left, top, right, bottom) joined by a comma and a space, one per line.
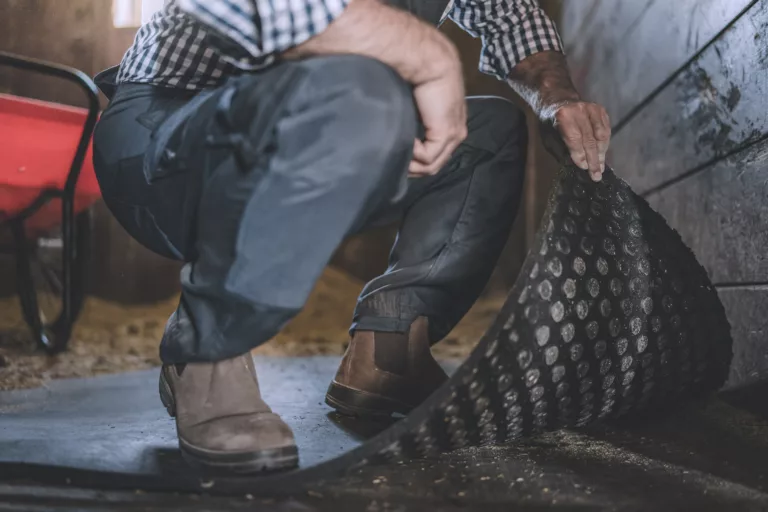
0, 356, 766, 511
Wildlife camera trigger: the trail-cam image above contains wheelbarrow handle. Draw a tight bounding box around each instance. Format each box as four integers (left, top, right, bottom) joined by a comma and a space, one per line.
0, 51, 100, 196
0, 52, 101, 354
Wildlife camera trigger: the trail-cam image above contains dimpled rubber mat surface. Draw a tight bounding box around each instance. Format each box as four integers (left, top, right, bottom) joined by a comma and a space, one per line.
354, 165, 733, 471
0, 166, 734, 495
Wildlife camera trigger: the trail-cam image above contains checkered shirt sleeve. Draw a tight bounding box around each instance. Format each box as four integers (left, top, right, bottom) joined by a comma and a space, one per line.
448, 0, 563, 79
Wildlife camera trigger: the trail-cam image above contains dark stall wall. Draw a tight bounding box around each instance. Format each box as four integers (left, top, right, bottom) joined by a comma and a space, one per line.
560, 0, 755, 127
557, 0, 768, 389
0, 0, 131, 107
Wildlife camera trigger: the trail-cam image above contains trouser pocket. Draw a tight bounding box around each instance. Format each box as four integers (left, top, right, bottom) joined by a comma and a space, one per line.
142, 90, 214, 184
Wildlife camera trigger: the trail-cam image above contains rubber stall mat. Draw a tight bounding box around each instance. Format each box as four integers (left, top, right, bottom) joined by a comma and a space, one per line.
0, 166, 733, 496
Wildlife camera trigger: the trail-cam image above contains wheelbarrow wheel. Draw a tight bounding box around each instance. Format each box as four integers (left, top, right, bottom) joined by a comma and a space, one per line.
13, 210, 91, 353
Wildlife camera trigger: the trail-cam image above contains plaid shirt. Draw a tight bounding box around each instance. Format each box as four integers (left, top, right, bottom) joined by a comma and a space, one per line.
117, 0, 562, 90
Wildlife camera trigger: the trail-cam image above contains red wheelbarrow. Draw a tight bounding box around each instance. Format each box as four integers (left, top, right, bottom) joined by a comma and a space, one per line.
0, 52, 101, 353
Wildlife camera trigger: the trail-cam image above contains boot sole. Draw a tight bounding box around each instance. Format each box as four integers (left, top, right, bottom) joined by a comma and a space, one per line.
325, 381, 413, 418
178, 439, 299, 474
159, 370, 299, 474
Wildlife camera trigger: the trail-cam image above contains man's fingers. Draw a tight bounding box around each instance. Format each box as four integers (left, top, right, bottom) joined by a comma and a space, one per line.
410, 138, 449, 174
411, 138, 447, 165
551, 102, 612, 182
409, 159, 444, 175
410, 137, 462, 175
408, 133, 463, 175
573, 110, 601, 181
558, 115, 588, 171
588, 106, 611, 171
410, 123, 466, 175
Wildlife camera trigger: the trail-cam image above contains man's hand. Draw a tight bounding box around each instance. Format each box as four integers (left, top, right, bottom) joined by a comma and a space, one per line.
286, 0, 467, 177
552, 101, 611, 181
409, 61, 467, 177
508, 50, 612, 182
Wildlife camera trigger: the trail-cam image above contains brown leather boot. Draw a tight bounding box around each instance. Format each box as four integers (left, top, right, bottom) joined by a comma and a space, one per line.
159, 353, 298, 473
325, 317, 449, 417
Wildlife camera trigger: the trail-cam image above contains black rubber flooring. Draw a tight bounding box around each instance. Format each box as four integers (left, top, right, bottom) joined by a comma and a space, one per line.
1, 356, 767, 511
0, 357, 455, 473
0, 356, 397, 473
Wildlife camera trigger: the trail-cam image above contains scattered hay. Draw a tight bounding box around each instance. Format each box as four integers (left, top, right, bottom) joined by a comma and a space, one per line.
0, 266, 501, 390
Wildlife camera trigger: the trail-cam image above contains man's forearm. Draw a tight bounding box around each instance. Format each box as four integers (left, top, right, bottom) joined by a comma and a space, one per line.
284, 0, 459, 85
507, 50, 581, 121
508, 49, 610, 180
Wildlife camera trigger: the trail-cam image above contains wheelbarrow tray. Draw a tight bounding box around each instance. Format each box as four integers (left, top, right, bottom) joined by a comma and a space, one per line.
0, 93, 100, 233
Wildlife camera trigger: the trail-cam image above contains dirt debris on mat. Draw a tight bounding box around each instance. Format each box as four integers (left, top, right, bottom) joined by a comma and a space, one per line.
0, 266, 503, 390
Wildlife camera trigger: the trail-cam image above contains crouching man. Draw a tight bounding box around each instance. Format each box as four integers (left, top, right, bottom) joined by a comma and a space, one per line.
92, 0, 610, 472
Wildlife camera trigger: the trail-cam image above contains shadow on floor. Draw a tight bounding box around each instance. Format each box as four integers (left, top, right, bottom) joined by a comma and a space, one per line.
325, 411, 398, 442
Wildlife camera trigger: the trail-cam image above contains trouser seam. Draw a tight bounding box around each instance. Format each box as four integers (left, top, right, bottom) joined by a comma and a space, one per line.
421, 147, 493, 283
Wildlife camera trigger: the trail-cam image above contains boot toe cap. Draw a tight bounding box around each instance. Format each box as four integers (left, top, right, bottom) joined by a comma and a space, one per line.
182, 412, 297, 453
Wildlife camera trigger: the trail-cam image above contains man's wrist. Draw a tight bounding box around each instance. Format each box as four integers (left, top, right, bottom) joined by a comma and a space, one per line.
539, 98, 578, 122
538, 84, 581, 120
507, 50, 581, 121
408, 31, 461, 84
